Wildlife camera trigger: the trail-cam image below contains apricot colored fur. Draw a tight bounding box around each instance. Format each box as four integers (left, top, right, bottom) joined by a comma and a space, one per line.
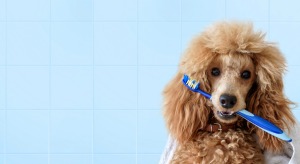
163, 22, 295, 163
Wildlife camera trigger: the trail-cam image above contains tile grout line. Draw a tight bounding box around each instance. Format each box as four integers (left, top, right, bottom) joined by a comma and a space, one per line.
2, 64, 180, 67
225, 0, 227, 20
4, 0, 7, 163
2, 20, 300, 23
268, 0, 270, 40
136, 0, 139, 163
180, 0, 182, 53
92, 0, 95, 163
48, 0, 52, 163
0, 153, 162, 155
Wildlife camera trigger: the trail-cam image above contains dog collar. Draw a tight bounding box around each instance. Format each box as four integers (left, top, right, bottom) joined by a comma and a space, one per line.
202, 123, 236, 133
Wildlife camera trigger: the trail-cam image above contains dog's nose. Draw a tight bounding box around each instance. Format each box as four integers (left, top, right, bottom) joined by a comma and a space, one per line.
219, 94, 237, 109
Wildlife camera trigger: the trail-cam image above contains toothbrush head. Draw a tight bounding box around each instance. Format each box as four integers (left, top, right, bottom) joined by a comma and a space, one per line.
183, 74, 199, 90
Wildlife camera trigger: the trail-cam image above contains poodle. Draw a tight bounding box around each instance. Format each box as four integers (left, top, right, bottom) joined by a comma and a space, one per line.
163, 22, 296, 163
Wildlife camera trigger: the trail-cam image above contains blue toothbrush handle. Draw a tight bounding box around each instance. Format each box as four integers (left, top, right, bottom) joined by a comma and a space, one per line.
237, 109, 292, 142
182, 75, 292, 142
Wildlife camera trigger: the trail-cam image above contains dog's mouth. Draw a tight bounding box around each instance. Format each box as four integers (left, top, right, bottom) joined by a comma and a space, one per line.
217, 111, 237, 120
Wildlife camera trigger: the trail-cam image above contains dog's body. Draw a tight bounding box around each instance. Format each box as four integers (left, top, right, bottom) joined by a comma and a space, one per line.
163, 22, 296, 163
172, 129, 263, 163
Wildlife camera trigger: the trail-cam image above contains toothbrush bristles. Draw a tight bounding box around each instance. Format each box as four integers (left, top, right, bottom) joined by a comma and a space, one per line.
186, 78, 199, 89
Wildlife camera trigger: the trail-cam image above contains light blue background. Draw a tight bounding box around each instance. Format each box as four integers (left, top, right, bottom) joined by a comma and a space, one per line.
0, 0, 300, 164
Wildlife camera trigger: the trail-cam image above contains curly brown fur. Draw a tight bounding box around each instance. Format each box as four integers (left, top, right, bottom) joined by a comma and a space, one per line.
171, 129, 263, 164
163, 22, 296, 163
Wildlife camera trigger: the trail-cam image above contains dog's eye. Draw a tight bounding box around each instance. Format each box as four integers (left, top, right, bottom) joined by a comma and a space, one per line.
211, 68, 220, 76
241, 70, 251, 79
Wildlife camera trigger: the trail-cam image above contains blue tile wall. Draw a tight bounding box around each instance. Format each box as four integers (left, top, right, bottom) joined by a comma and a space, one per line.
226, 0, 269, 21
138, 0, 180, 21
94, 66, 137, 109
7, 22, 50, 65
6, 66, 49, 110
6, 110, 48, 153
284, 66, 300, 104
50, 110, 93, 153
138, 22, 181, 65
0, 110, 4, 153
51, 66, 93, 109
137, 154, 161, 164
50, 155, 93, 164
94, 0, 137, 21
138, 66, 177, 109
0, 1, 300, 164
94, 110, 136, 153
0, 67, 5, 109
49, 155, 93, 164
181, 22, 211, 50
270, 0, 300, 21
137, 110, 167, 153
269, 22, 300, 66
94, 155, 136, 164
6, 155, 48, 164
6, 0, 50, 21
0, 155, 3, 164
51, 22, 93, 65
181, 0, 225, 21
94, 22, 137, 66
51, 0, 93, 21
0, 23, 5, 66
0, 0, 5, 21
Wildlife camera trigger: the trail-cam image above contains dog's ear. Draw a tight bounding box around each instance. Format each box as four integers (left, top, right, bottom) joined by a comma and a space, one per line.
163, 34, 216, 144
247, 45, 296, 153
163, 72, 211, 144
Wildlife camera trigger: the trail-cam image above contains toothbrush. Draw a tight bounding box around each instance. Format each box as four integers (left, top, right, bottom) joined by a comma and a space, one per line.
182, 74, 292, 142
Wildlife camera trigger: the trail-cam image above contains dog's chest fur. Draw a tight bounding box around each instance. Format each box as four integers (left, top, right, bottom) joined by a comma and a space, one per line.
171, 129, 264, 164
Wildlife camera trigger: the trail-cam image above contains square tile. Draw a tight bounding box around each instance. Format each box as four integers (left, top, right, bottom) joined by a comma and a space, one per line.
138, 0, 180, 21
7, 22, 50, 65
269, 22, 300, 66
138, 22, 181, 65
181, 0, 225, 21
94, 22, 137, 66
137, 154, 161, 164
6, 155, 48, 164
51, 66, 93, 109
293, 110, 300, 122
51, 0, 93, 21
51, 22, 93, 65
270, 0, 300, 21
94, 0, 137, 21
138, 66, 177, 109
50, 110, 93, 153
0, 110, 4, 153
50, 155, 92, 164
94, 155, 135, 164
284, 66, 300, 105
0, 67, 5, 109
7, 0, 50, 21
0, 0, 5, 21
7, 66, 50, 110
138, 110, 167, 153
94, 110, 136, 153
226, 0, 269, 21
6, 110, 48, 153
94, 66, 137, 109
0, 22, 5, 66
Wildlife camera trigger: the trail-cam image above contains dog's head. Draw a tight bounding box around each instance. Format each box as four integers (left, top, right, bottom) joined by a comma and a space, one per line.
163, 22, 295, 152
208, 53, 256, 124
